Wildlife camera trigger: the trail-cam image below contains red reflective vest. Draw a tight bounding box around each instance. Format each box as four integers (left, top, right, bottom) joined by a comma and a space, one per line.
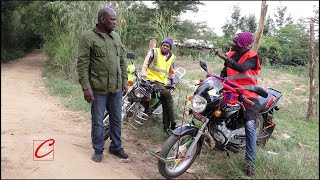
226, 50, 261, 99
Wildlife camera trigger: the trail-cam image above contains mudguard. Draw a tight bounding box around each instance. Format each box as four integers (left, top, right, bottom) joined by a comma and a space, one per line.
172, 125, 199, 136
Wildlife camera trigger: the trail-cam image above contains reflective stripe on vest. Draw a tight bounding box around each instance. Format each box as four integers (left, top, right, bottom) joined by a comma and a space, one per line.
226, 74, 258, 80
226, 50, 260, 98
146, 48, 175, 84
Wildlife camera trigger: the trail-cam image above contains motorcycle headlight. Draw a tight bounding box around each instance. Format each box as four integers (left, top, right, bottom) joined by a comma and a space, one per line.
134, 88, 144, 98
192, 95, 207, 113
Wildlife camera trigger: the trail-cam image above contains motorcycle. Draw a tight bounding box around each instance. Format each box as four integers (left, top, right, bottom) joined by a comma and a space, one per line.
152, 60, 282, 179
103, 52, 186, 141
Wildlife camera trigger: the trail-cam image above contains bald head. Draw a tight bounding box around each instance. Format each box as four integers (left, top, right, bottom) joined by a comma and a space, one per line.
97, 7, 117, 33
98, 7, 115, 20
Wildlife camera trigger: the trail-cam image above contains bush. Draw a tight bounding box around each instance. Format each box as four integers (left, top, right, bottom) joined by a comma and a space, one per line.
1, 49, 24, 63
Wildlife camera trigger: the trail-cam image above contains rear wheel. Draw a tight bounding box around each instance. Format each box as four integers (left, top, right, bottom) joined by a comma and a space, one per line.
257, 114, 270, 146
103, 113, 110, 141
158, 131, 200, 179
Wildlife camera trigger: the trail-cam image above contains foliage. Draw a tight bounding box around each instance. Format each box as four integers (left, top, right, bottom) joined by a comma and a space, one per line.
152, 0, 204, 16
1, 49, 24, 62
258, 36, 283, 65
222, 5, 257, 37
1, 1, 318, 73
211, 36, 231, 53
274, 24, 309, 66
273, 5, 293, 28
149, 11, 179, 42
263, 15, 275, 36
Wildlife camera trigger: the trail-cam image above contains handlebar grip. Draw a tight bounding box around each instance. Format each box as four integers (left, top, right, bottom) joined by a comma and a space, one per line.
243, 97, 255, 106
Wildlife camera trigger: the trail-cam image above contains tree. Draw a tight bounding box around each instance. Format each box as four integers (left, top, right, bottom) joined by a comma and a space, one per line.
152, 0, 204, 16
306, 21, 315, 121
239, 15, 257, 33
148, 11, 178, 44
253, 0, 267, 52
273, 5, 293, 28
263, 15, 275, 35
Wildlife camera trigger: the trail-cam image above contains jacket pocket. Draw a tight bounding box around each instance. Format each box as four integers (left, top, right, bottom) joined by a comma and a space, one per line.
90, 68, 108, 90
93, 43, 107, 57
115, 43, 121, 56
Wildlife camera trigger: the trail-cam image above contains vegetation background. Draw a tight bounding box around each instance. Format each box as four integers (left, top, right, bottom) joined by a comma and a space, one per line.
1, 1, 319, 179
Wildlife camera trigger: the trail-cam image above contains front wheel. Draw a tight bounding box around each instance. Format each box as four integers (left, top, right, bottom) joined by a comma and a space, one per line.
158, 131, 200, 179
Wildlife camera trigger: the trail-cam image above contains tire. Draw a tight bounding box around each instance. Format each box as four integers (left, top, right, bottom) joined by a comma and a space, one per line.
158, 131, 200, 179
103, 97, 131, 141
257, 114, 268, 146
103, 114, 110, 141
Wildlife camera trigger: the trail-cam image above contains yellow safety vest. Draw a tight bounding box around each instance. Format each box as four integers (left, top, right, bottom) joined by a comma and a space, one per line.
146, 48, 175, 84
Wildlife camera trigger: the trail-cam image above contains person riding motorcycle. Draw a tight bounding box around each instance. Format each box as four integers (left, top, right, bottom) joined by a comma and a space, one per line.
215, 31, 261, 177
141, 37, 177, 133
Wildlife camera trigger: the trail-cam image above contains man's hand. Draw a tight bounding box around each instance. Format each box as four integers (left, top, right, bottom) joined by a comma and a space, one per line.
122, 83, 128, 96
83, 88, 94, 103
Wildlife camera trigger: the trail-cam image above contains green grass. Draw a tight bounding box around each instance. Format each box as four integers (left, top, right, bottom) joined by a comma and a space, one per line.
43, 57, 319, 179
42, 67, 91, 113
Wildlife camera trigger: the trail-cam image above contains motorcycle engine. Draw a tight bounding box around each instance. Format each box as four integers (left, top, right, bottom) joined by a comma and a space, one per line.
213, 121, 246, 146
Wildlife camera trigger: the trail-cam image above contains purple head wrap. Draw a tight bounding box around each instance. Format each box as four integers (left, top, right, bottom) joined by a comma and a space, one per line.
237, 32, 254, 48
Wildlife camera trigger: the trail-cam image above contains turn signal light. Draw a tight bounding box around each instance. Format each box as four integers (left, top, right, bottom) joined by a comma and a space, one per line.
188, 96, 193, 102
214, 110, 221, 118
128, 81, 133, 86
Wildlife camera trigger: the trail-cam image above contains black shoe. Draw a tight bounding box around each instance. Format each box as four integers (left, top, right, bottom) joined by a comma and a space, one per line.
245, 165, 255, 177
145, 108, 153, 114
170, 122, 177, 130
92, 152, 103, 162
109, 148, 129, 159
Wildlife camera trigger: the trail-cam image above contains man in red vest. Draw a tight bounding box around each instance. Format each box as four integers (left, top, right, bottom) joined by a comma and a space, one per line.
215, 32, 260, 177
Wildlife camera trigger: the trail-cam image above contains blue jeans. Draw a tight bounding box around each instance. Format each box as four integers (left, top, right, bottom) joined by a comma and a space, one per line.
245, 120, 256, 167
91, 92, 122, 154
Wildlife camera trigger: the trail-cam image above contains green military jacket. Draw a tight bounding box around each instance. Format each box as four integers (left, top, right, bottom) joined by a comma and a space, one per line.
77, 27, 127, 94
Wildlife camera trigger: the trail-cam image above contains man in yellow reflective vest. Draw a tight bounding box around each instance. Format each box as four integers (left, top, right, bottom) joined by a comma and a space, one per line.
141, 37, 177, 133
215, 32, 260, 177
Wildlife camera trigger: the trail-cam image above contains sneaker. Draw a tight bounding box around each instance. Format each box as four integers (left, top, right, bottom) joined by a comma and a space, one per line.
109, 148, 129, 159
92, 152, 103, 162
245, 165, 255, 177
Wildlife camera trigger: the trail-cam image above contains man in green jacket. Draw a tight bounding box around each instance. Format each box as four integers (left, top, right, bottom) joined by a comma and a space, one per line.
77, 7, 128, 162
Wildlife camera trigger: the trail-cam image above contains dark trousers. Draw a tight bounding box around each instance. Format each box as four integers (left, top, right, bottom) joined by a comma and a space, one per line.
91, 92, 122, 154
153, 81, 175, 130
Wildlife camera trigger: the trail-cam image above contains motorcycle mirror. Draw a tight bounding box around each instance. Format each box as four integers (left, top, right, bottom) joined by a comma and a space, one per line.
127, 52, 135, 59
199, 60, 208, 72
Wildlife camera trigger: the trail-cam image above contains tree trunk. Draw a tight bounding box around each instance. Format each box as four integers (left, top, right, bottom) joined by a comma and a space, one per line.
253, 1, 268, 53
148, 39, 157, 51
306, 22, 315, 121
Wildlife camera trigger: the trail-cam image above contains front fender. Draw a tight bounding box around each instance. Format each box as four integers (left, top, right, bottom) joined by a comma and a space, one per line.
172, 125, 199, 136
